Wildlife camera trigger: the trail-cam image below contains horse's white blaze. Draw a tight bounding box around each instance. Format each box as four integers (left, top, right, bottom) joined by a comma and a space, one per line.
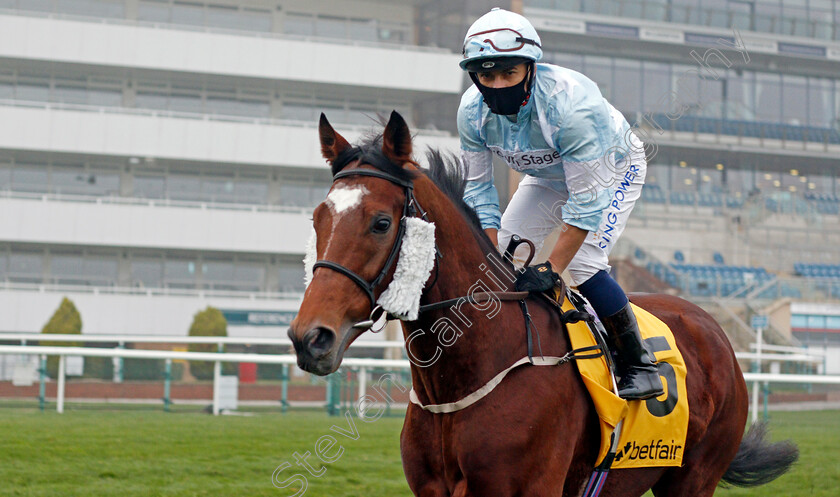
326, 185, 368, 214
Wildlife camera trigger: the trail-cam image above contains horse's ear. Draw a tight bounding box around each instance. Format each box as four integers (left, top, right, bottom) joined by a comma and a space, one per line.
319, 113, 351, 164
382, 110, 412, 164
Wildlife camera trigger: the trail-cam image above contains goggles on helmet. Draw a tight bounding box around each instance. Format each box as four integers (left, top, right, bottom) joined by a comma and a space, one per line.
462, 28, 541, 59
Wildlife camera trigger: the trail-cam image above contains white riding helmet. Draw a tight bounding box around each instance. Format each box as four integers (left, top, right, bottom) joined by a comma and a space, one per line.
460, 8, 543, 72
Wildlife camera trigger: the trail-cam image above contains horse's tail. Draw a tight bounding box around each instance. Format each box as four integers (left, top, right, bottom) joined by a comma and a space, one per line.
719, 421, 799, 488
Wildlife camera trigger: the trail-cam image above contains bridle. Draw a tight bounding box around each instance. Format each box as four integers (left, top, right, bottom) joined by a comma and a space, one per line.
311, 165, 439, 331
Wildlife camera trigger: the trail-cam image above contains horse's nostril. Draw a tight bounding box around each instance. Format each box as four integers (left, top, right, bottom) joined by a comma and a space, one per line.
303, 327, 336, 358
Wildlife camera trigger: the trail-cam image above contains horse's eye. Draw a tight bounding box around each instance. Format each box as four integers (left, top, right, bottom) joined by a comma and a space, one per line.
371, 217, 392, 234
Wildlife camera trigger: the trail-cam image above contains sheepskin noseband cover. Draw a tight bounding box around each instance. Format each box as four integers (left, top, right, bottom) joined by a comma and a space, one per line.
303, 217, 436, 321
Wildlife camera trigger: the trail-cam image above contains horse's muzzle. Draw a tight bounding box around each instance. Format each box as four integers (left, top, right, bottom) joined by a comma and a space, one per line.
288, 326, 337, 375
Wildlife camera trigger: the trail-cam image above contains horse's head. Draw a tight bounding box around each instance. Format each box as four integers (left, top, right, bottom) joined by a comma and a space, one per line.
288, 111, 436, 375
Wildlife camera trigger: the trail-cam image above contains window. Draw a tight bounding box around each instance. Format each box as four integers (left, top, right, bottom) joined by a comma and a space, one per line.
169, 93, 203, 114
52, 166, 90, 195
781, 75, 808, 126
203, 258, 235, 284
755, 73, 782, 123
278, 263, 305, 292
0, 165, 10, 190
17, 0, 52, 13
807, 315, 826, 329
346, 18, 377, 42
234, 261, 264, 291
138, 0, 170, 23
84, 255, 118, 284
284, 13, 315, 36
16, 82, 49, 102
278, 181, 330, 208
134, 175, 166, 199
88, 88, 122, 107
201, 175, 236, 203
0, 82, 12, 99
62, 0, 125, 19
238, 8, 271, 32
235, 178, 268, 204
136, 92, 169, 111
582, 55, 613, 98
281, 103, 317, 122
131, 258, 164, 288
171, 2, 205, 27
164, 258, 197, 288
205, 4, 238, 29
50, 253, 86, 284
808, 78, 834, 128
316, 15, 348, 39
12, 164, 48, 193
168, 174, 202, 201
8, 250, 42, 283
278, 181, 312, 207
642, 62, 671, 114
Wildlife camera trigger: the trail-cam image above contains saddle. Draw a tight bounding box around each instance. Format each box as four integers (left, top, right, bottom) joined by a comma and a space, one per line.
503, 236, 690, 471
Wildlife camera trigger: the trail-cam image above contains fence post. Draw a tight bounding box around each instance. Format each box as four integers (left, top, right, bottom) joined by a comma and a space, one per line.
57, 355, 66, 414
358, 367, 367, 402
751, 326, 763, 423
212, 360, 221, 415
212, 343, 223, 416
163, 358, 172, 412
280, 364, 289, 413
114, 341, 124, 383
38, 354, 46, 412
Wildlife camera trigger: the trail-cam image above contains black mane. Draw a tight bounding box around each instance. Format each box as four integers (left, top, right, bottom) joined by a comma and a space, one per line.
330, 133, 416, 183
330, 133, 491, 249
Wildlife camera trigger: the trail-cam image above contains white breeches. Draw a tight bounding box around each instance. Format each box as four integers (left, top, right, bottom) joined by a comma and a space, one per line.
498, 133, 647, 286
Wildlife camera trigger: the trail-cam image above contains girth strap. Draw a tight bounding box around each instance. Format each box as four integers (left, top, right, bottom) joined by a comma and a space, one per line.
409, 345, 604, 414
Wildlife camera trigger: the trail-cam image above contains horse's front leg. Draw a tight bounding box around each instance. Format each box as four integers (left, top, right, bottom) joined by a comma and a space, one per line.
402, 406, 450, 496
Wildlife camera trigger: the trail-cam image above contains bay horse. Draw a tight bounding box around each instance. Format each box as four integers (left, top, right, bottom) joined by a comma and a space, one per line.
288, 111, 798, 496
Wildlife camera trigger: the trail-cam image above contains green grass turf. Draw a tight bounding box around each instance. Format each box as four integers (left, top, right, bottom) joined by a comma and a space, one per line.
0, 406, 837, 496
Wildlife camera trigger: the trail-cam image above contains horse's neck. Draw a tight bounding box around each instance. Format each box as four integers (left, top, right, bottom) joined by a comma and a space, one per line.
404, 179, 541, 405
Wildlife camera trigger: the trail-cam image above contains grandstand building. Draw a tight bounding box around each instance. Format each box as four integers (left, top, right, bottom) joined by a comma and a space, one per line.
0, 1, 838, 371
0, 0, 466, 343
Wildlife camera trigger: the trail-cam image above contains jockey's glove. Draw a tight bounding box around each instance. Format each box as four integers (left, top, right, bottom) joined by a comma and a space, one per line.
515, 262, 561, 293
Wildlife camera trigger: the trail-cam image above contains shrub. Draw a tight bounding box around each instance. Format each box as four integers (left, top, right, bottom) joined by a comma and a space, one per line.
186, 307, 234, 380
40, 297, 82, 379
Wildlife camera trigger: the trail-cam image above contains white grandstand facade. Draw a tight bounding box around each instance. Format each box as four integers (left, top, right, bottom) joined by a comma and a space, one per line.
0, 0, 838, 356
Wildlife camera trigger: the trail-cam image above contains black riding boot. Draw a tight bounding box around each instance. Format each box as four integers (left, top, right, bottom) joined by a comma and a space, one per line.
601, 303, 665, 400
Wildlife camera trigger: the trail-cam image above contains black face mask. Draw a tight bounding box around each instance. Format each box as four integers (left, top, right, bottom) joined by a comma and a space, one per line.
470, 65, 532, 116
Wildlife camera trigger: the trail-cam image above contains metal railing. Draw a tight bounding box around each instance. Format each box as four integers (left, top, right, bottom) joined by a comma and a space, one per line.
0, 281, 304, 301
0, 8, 452, 54
528, 0, 839, 41
0, 99, 453, 137
1, 339, 836, 422
0, 189, 314, 215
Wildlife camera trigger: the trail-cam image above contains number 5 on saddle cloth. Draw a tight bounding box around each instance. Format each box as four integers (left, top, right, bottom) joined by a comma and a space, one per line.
503, 236, 690, 473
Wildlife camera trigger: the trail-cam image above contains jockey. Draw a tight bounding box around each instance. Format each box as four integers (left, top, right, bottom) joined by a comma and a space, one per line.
458, 8, 663, 400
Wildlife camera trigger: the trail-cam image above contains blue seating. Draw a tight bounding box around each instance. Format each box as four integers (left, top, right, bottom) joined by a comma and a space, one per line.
794, 263, 840, 280
655, 262, 775, 298
646, 113, 837, 144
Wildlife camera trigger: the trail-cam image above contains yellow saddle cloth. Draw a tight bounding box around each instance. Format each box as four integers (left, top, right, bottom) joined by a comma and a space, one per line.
561, 297, 690, 469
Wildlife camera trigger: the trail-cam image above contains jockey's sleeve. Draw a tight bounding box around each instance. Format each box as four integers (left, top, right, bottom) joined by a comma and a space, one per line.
458, 98, 501, 230
552, 90, 614, 233
463, 180, 501, 230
